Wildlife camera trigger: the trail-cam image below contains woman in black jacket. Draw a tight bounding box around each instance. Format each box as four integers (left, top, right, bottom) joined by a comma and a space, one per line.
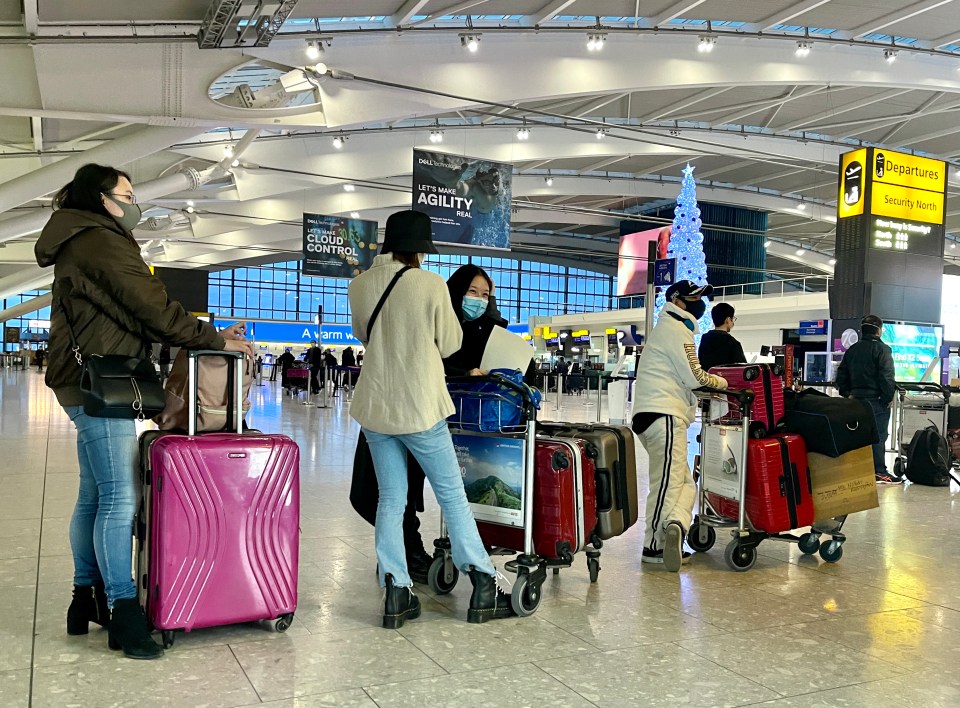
443, 265, 504, 377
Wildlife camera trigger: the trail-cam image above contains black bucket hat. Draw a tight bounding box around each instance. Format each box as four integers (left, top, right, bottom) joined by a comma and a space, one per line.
381, 210, 439, 254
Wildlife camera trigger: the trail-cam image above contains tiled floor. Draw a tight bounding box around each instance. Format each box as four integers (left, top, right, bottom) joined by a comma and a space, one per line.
3, 367, 960, 707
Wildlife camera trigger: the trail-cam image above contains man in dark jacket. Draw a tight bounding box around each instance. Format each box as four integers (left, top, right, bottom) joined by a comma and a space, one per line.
306, 340, 324, 394
836, 315, 899, 484
276, 348, 295, 389
698, 302, 746, 372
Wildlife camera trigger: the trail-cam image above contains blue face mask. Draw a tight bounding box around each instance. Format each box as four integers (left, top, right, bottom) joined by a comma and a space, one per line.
462, 296, 486, 321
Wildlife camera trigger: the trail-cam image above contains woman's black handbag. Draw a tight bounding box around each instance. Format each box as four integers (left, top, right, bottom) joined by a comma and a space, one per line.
59, 289, 165, 422
80, 354, 165, 421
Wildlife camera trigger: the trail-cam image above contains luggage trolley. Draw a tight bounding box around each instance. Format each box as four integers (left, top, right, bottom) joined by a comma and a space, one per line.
892, 382, 950, 477
689, 387, 846, 571
428, 374, 600, 617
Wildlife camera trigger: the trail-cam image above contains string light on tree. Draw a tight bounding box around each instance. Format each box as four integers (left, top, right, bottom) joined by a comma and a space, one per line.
654, 163, 711, 339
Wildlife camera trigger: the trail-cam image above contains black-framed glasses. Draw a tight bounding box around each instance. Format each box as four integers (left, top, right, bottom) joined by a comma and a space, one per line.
105, 192, 137, 204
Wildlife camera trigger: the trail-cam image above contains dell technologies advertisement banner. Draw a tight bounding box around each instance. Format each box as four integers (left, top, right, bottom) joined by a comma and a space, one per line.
412, 149, 513, 249
302, 214, 378, 279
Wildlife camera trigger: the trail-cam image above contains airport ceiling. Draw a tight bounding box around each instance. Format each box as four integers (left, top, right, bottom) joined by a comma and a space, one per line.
2, 0, 960, 294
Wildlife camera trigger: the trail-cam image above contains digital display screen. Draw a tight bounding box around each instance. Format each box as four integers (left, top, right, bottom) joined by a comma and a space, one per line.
871, 216, 941, 255
881, 322, 943, 382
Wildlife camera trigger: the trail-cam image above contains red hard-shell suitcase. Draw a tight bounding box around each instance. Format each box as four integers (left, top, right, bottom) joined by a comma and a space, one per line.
477, 437, 597, 560
706, 434, 813, 533
709, 364, 785, 438
137, 351, 300, 643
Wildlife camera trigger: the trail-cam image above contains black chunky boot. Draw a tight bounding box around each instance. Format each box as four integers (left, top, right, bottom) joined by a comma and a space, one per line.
107, 598, 164, 660
467, 569, 517, 624
67, 582, 110, 635
382, 573, 421, 629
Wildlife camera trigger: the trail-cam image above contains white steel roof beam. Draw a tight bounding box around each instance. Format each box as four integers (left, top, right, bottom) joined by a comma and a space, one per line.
522, 0, 577, 27
754, 0, 834, 32
782, 88, 914, 131
848, 0, 957, 39
388, 0, 431, 28
651, 0, 710, 27
637, 87, 733, 122
22, 0, 38, 35
409, 0, 492, 27
877, 91, 946, 143
931, 31, 960, 48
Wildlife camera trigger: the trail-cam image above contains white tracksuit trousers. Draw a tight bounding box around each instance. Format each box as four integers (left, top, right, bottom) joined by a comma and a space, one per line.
638, 415, 697, 552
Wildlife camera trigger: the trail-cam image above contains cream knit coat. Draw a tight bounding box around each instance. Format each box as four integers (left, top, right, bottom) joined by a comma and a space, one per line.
348, 254, 463, 435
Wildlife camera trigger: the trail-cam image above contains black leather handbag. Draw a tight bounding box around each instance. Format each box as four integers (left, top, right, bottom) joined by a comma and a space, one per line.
80, 354, 165, 421
60, 295, 165, 421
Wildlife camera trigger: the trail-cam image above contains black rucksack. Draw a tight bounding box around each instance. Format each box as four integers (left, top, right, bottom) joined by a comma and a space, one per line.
905, 426, 951, 486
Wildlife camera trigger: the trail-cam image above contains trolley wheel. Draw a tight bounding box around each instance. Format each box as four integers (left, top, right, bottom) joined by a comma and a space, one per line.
724, 539, 758, 572
587, 557, 601, 583
161, 630, 175, 649
798, 532, 821, 555
552, 567, 560, 576
510, 575, 543, 617
687, 522, 716, 553
427, 557, 459, 595
819, 540, 843, 563
273, 613, 294, 633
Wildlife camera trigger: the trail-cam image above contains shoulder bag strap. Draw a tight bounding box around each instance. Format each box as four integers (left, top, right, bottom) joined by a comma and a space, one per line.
365, 266, 412, 342
55, 280, 84, 367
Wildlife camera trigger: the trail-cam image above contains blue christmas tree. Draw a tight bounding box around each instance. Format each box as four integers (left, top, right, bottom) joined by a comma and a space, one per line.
654, 163, 711, 338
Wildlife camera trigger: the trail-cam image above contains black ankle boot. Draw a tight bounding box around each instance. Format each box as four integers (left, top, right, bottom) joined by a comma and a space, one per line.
382, 573, 421, 629
67, 582, 110, 635
107, 598, 164, 660
467, 569, 517, 624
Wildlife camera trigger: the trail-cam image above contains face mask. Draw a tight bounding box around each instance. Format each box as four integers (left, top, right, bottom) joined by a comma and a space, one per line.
105, 195, 142, 233
685, 298, 707, 321
462, 296, 487, 321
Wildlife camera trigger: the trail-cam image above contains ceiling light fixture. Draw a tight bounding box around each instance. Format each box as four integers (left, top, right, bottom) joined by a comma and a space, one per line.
764, 240, 772, 248
186, 200, 195, 207
698, 35, 716, 53
231, 159, 240, 168
952, 243, 957, 250
332, 134, 347, 149
350, 211, 360, 219
305, 41, 322, 61
517, 126, 530, 141
343, 184, 355, 192
795, 248, 806, 256
429, 129, 444, 144
545, 176, 554, 186
797, 202, 806, 210
587, 33, 607, 52
884, 48, 898, 63
795, 41, 811, 58
185, 206, 195, 214
595, 127, 607, 140
829, 258, 837, 265
223, 145, 235, 158
460, 33, 480, 52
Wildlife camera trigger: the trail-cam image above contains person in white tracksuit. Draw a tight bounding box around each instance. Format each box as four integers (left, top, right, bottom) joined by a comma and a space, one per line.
632, 280, 728, 572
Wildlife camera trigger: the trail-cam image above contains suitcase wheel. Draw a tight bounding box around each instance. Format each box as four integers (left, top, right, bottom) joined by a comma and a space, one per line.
798, 532, 821, 555
819, 540, 843, 563
272, 613, 295, 633
587, 557, 600, 583
510, 575, 543, 617
724, 539, 757, 572
743, 367, 759, 381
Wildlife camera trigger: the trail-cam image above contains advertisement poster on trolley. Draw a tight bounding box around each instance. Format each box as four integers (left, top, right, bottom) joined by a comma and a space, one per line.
451, 432, 525, 527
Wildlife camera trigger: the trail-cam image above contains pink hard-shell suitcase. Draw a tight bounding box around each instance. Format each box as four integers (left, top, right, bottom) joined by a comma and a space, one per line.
137, 351, 300, 648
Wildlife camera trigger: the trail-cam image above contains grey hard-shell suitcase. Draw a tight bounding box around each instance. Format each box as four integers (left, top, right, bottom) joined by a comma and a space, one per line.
539, 422, 639, 540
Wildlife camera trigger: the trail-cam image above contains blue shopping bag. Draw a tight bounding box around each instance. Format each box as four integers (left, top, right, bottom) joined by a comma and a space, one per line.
449, 369, 541, 432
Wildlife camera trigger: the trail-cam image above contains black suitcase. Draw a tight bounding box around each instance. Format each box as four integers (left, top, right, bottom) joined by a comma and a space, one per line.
781, 390, 879, 457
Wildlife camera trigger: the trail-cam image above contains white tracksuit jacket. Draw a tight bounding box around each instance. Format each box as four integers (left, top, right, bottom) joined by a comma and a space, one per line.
633, 301, 728, 423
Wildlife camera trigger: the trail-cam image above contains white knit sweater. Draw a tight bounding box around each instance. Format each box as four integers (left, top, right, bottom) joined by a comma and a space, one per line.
348, 255, 462, 435
633, 301, 728, 426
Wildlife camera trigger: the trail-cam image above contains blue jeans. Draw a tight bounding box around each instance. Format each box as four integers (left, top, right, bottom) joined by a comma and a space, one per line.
64, 406, 139, 606
363, 420, 496, 588
860, 398, 891, 475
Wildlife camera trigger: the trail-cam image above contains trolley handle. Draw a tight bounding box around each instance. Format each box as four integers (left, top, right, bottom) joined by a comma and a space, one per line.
798, 380, 839, 389
695, 386, 755, 414
446, 372, 538, 410
896, 382, 948, 397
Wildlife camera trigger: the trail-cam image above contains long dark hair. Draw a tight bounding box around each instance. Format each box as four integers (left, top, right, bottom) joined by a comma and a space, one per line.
54, 163, 130, 217
446, 264, 494, 322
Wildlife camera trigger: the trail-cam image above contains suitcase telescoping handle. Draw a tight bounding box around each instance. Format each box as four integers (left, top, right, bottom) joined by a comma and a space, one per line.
186, 350, 245, 436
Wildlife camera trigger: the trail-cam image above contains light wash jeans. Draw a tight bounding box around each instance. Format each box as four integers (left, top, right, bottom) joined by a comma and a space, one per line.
363, 420, 496, 588
63, 406, 139, 606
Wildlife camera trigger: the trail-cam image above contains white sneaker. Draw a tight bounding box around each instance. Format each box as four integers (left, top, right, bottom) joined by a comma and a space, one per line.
663, 521, 684, 572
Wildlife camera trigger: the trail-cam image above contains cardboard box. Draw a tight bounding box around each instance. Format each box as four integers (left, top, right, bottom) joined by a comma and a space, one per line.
807, 447, 879, 520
